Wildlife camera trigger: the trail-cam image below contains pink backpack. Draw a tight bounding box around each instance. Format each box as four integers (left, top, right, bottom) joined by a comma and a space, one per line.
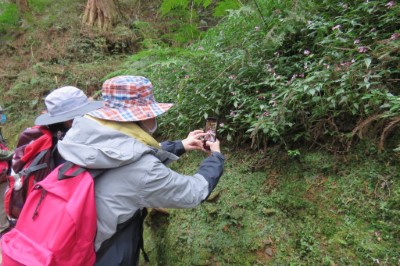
1, 162, 98, 266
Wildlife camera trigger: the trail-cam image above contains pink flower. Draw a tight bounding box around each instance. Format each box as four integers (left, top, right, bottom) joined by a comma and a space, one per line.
358, 46, 368, 53
304, 50, 310, 55
385, 1, 395, 8
332, 25, 341, 30
354, 39, 360, 44
230, 111, 237, 117
257, 95, 266, 100
390, 33, 399, 40
263, 111, 269, 117
340, 61, 352, 68
219, 123, 225, 127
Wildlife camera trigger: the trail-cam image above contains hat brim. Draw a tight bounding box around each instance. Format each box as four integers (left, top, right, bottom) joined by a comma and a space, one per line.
87, 103, 173, 122
35, 101, 103, 126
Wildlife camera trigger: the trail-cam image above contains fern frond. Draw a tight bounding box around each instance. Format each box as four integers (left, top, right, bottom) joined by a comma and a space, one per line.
160, 0, 189, 15
214, 0, 241, 17
194, 0, 212, 8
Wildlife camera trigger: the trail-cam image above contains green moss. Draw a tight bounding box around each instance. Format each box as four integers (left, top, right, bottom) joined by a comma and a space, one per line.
143, 149, 400, 265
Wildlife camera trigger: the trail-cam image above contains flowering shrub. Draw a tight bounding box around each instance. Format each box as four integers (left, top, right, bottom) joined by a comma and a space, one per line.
114, 0, 400, 153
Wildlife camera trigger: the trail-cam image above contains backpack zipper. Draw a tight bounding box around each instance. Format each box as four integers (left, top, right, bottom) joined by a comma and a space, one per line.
32, 188, 47, 219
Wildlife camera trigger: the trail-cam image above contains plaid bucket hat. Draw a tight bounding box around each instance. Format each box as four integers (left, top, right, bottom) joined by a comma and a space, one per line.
88, 76, 173, 122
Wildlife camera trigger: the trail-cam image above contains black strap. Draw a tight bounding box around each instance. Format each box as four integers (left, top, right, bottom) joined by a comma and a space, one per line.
58, 161, 106, 180
20, 149, 49, 176
139, 208, 149, 262
96, 208, 149, 262
58, 161, 86, 180
49, 143, 58, 171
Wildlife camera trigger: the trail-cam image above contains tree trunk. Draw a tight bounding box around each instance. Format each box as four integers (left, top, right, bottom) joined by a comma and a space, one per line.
82, 0, 120, 31
7, 0, 29, 13
17, 0, 29, 13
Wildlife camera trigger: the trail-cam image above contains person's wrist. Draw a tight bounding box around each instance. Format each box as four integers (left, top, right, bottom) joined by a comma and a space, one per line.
181, 140, 189, 151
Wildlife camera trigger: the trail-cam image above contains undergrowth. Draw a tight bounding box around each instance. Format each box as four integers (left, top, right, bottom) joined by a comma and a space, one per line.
1, 1, 399, 265
109, 0, 400, 154
144, 146, 400, 265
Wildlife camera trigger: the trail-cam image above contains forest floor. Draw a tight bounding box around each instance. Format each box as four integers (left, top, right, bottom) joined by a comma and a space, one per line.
0, 1, 399, 265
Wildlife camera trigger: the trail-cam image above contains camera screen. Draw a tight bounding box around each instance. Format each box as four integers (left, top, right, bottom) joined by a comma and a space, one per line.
205, 118, 217, 142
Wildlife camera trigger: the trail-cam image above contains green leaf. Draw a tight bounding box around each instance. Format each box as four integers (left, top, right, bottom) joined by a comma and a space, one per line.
364, 58, 372, 69
30, 98, 38, 107
194, 0, 212, 8
213, 0, 241, 17
160, 0, 188, 15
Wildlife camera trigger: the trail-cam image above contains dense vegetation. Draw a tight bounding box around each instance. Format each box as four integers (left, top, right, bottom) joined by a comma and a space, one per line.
0, 0, 399, 265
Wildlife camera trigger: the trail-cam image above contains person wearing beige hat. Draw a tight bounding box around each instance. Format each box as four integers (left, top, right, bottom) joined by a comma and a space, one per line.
10, 86, 103, 174
3, 86, 103, 227
58, 75, 225, 265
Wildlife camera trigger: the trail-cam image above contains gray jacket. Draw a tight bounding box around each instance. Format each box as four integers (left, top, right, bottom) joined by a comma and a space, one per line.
58, 116, 224, 250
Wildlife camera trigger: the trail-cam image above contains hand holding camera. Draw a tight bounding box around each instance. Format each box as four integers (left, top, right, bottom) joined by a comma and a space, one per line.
182, 130, 207, 151
204, 138, 221, 153
182, 117, 221, 153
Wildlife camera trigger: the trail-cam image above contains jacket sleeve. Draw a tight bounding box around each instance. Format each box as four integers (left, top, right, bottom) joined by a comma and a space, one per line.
196, 152, 225, 198
160, 140, 185, 157
139, 152, 225, 208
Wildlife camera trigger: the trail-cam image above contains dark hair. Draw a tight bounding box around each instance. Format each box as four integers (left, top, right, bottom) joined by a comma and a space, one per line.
47, 122, 69, 133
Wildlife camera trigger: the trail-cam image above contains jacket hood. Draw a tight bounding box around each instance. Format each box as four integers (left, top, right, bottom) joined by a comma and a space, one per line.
58, 116, 157, 169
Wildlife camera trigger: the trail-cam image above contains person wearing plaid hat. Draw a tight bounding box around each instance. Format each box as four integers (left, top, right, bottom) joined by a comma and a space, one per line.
58, 75, 225, 265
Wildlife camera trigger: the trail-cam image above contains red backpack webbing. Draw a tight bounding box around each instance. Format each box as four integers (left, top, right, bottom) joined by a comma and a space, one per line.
4, 126, 55, 219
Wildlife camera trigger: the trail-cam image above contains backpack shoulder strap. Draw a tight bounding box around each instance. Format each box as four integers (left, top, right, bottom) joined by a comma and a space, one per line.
20, 149, 49, 176
58, 161, 106, 180
58, 161, 85, 180
12, 149, 50, 190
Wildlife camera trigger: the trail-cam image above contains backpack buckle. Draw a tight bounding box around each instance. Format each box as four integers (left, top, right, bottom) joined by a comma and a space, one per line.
12, 173, 23, 191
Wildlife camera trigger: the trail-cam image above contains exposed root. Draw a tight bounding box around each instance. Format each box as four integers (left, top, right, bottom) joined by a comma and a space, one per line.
379, 116, 400, 151
351, 114, 383, 139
